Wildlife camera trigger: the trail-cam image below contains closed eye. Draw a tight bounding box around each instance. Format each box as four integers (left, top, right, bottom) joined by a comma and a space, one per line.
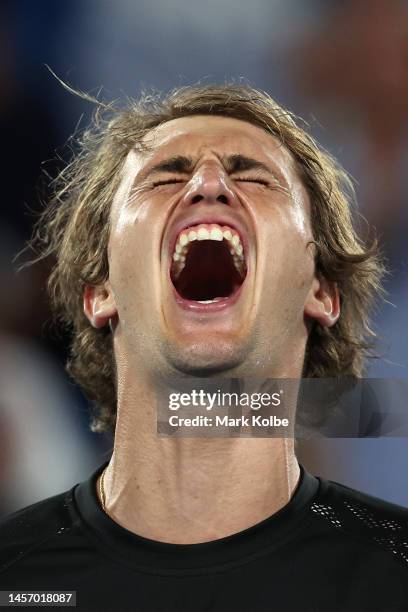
235, 177, 270, 186
152, 178, 185, 187
152, 177, 271, 188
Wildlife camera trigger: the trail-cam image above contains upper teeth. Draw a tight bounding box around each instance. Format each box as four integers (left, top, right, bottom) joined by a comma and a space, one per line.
172, 223, 245, 276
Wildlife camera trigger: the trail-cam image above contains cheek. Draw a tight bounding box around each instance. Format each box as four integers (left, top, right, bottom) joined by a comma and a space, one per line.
259, 204, 314, 297
109, 243, 143, 318
108, 210, 157, 315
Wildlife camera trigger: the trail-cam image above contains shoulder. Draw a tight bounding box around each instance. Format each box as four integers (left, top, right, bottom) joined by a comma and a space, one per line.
311, 475, 408, 567
314, 476, 408, 523
0, 488, 76, 575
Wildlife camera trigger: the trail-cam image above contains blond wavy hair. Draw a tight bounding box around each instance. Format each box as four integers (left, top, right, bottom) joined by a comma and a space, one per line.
31, 84, 384, 432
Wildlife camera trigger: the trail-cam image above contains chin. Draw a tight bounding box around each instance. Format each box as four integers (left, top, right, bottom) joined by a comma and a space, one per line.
164, 339, 247, 377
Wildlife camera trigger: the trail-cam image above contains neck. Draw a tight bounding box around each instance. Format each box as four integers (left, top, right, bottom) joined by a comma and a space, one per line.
99, 382, 300, 544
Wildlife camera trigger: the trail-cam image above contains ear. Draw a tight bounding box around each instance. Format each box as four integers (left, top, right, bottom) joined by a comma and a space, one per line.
83, 281, 117, 329
304, 275, 340, 327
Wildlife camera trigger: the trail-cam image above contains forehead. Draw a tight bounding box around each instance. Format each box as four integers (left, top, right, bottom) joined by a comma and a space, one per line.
136, 115, 298, 175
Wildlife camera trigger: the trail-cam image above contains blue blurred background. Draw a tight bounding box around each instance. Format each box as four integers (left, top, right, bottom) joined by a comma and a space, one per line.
1, 0, 407, 514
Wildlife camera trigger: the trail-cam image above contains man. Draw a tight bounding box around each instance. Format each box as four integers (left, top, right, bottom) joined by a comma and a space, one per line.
0, 84, 407, 611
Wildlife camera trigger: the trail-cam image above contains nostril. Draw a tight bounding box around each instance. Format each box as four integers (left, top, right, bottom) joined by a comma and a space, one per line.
190, 193, 229, 205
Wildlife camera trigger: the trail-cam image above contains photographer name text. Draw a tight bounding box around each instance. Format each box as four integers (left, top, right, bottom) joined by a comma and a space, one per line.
168, 414, 289, 428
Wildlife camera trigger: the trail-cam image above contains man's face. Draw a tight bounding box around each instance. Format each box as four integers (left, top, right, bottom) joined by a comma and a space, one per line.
102, 115, 320, 377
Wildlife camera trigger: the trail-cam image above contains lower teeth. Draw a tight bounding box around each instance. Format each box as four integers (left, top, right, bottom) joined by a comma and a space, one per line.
197, 298, 223, 304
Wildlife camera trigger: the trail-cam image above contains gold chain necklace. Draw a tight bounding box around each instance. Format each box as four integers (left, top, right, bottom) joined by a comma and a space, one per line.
99, 467, 107, 512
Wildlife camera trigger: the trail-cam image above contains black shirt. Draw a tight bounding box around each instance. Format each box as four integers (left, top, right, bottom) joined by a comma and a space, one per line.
1, 463, 407, 611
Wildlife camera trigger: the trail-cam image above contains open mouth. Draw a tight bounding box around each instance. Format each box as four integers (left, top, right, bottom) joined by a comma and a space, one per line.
170, 223, 247, 307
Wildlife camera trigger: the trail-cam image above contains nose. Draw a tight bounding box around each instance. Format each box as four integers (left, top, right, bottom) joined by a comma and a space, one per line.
183, 164, 237, 207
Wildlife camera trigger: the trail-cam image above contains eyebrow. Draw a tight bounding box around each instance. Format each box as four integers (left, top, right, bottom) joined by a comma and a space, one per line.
141, 155, 195, 179
140, 153, 283, 183
222, 154, 274, 176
